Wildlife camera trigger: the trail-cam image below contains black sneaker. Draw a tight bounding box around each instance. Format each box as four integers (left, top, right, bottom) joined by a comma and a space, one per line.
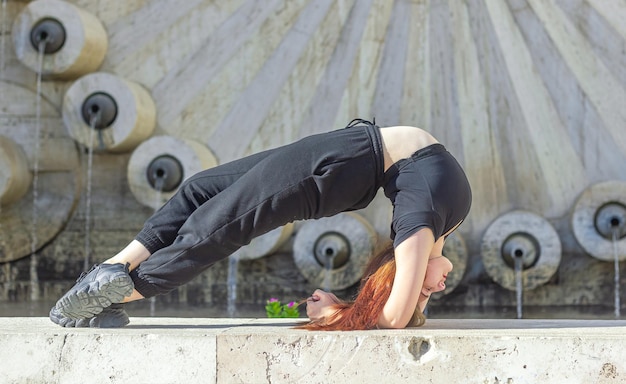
49, 303, 130, 328
56, 263, 134, 319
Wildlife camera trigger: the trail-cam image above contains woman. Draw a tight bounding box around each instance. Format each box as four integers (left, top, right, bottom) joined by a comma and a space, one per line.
51, 119, 471, 329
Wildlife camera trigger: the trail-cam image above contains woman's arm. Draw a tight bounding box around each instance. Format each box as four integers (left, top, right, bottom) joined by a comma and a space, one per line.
415, 234, 446, 313
377, 228, 435, 329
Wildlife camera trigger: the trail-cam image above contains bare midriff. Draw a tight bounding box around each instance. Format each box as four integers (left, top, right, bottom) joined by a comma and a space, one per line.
378, 126, 439, 172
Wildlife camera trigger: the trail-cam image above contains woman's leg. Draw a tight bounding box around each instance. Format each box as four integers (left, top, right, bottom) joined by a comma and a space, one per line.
130, 145, 319, 297
104, 240, 151, 270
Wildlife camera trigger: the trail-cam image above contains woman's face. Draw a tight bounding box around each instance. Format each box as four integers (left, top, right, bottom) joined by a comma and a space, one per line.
421, 256, 453, 297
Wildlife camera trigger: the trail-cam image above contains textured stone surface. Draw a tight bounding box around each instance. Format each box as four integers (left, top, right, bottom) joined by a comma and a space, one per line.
1, 317, 625, 383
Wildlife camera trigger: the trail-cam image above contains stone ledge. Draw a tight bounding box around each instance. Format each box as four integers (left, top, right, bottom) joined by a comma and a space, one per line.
1, 318, 625, 383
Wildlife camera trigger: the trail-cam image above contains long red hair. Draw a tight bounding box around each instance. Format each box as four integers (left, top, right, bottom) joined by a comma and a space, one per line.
297, 242, 425, 331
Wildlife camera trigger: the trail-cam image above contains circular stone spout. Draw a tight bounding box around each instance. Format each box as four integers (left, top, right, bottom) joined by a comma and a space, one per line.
146, 155, 183, 192
127, 136, 217, 209
594, 202, 626, 240
30, 18, 66, 54
572, 181, 626, 262
313, 232, 350, 269
501, 233, 540, 270
293, 213, 376, 290
63, 73, 156, 152
81, 92, 118, 129
481, 210, 561, 291
13, 0, 108, 79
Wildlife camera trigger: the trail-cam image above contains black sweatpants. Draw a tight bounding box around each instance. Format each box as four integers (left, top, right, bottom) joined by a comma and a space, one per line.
130, 122, 384, 298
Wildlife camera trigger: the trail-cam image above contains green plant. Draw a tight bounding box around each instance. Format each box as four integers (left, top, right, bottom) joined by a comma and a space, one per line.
265, 298, 300, 318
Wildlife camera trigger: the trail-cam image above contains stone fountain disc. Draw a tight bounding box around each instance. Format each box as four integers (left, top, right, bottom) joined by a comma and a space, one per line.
232, 223, 294, 261
0, 172, 79, 263
293, 212, 377, 291
127, 135, 218, 209
481, 210, 562, 291
0, 82, 80, 263
430, 232, 468, 300
12, 0, 107, 79
126, 135, 217, 210
0, 136, 32, 205
572, 181, 626, 262
62, 72, 156, 152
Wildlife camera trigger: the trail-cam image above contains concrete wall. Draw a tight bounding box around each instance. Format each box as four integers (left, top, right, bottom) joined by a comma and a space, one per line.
0, 0, 625, 312
2, 317, 626, 384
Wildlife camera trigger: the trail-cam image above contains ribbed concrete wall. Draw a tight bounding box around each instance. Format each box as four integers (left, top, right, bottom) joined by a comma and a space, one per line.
0, 0, 625, 310
1, 318, 625, 384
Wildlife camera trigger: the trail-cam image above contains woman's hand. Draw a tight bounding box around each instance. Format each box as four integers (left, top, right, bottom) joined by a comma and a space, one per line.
305, 289, 340, 321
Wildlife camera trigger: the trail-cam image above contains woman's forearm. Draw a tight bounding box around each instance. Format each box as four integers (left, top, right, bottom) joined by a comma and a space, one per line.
377, 230, 434, 329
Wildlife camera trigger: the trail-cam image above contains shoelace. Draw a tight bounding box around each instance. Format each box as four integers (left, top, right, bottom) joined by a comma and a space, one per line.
76, 264, 99, 283
345, 118, 376, 128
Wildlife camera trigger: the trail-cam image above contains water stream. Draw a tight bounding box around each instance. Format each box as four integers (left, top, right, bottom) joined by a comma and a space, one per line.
0, 0, 7, 79
0, 219, 7, 298
28, 41, 48, 301
149, 178, 165, 317
82, 115, 99, 271
514, 254, 523, 319
612, 229, 621, 319
1, 1, 14, 300
0, 203, 7, 300
323, 254, 336, 292
227, 255, 239, 317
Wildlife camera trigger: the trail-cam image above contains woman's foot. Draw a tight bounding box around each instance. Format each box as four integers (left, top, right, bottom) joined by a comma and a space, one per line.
49, 303, 130, 328
55, 263, 134, 319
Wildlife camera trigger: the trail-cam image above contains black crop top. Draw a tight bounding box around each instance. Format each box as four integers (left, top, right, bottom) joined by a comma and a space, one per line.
382, 143, 472, 247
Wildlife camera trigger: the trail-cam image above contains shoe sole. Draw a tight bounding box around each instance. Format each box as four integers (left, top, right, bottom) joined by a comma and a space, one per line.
50, 305, 130, 328
90, 310, 130, 328
57, 274, 134, 319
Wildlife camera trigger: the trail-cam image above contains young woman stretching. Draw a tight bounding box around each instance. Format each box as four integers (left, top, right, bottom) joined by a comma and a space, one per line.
50, 119, 471, 330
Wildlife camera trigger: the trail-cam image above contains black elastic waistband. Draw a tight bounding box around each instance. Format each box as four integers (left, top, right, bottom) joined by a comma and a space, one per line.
362, 122, 385, 188
411, 143, 447, 159
383, 143, 448, 184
